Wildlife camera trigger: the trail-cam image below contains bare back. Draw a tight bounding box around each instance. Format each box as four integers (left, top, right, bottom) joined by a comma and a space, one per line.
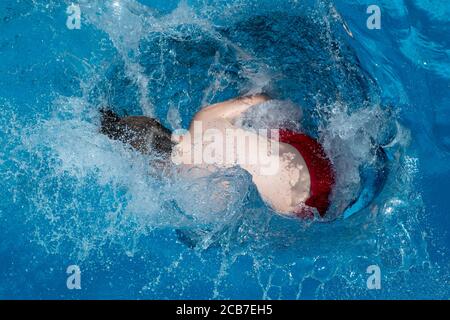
173, 95, 311, 215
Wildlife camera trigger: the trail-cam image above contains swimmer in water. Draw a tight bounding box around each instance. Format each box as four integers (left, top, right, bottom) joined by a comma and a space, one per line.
100, 94, 335, 219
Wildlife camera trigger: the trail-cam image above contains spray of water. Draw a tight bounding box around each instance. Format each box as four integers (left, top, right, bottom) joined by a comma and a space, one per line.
1, 0, 444, 299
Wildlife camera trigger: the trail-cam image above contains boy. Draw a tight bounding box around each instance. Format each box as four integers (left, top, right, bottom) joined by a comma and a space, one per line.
100, 94, 335, 218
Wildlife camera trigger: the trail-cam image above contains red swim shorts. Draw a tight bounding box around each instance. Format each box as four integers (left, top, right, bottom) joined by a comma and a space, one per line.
279, 129, 335, 218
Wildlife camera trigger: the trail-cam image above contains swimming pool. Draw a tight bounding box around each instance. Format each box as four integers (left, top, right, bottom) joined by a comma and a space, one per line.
0, 0, 449, 299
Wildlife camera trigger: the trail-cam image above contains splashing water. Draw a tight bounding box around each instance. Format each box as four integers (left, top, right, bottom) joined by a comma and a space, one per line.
0, 0, 449, 299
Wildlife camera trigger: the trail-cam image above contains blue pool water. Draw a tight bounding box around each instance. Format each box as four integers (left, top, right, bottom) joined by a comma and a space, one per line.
0, 0, 449, 299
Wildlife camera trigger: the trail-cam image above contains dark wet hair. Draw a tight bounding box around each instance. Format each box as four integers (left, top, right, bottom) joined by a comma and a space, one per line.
99, 109, 174, 158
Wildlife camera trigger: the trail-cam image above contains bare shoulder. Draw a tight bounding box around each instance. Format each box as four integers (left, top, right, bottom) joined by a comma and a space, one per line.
194, 94, 271, 123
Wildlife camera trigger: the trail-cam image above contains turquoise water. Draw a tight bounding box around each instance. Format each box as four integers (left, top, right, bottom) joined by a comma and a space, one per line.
0, 0, 449, 299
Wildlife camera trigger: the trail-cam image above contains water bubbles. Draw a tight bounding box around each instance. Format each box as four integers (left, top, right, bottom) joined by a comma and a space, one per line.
0, 0, 441, 299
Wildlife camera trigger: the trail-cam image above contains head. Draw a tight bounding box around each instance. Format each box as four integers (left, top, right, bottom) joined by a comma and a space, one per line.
100, 109, 175, 160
